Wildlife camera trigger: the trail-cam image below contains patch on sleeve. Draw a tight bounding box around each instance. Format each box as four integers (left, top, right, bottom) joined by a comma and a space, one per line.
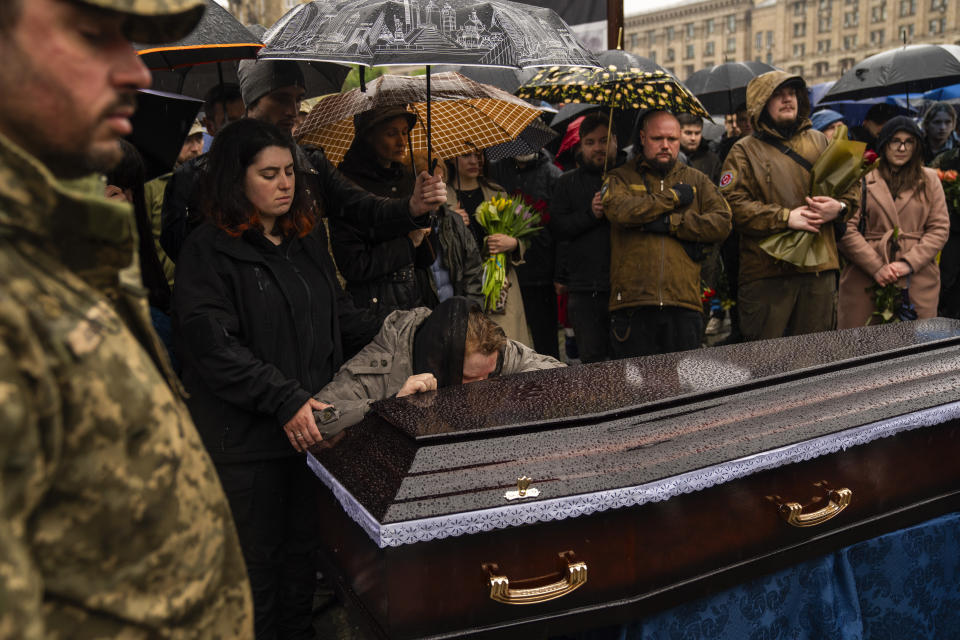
719, 170, 736, 190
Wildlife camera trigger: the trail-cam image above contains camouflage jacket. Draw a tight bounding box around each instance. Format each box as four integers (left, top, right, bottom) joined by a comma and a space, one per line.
0, 132, 253, 639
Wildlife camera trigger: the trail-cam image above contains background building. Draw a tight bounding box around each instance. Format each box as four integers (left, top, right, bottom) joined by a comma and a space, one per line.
626, 0, 960, 85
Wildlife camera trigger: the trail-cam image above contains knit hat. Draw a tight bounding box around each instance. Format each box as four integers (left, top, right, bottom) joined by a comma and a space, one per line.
810, 109, 845, 132
876, 116, 923, 152
238, 59, 306, 107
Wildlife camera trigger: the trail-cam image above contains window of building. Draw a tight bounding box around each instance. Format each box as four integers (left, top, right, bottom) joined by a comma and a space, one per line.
794, 0, 806, 15
705, 18, 715, 35
815, 61, 830, 76
871, 2, 887, 22
686, 22, 695, 38
666, 67, 676, 76
767, 52, 774, 64
789, 64, 805, 75
844, 8, 859, 26
794, 21, 807, 36
844, 0, 858, 5
727, 36, 737, 52
840, 57, 856, 71
819, 0, 831, 9
819, 15, 832, 31
685, 43, 695, 58
685, 64, 695, 78
650, 50, 657, 63
818, 39, 831, 52
667, 48, 675, 62
767, 30, 774, 47
630, 33, 639, 49
757, 33, 764, 49
931, 0, 946, 10
870, 29, 886, 44
794, 43, 806, 56
843, 34, 858, 49
705, 40, 715, 55
727, 14, 737, 33
666, 26, 675, 42
899, 0, 916, 16
930, 17, 946, 34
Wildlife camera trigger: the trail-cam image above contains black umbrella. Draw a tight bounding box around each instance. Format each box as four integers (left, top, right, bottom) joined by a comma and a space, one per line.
484, 117, 557, 163
822, 44, 960, 105
260, 0, 599, 170
127, 90, 203, 181
684, 61, 777, 115
549, 102, 638, 146
136, 0, 261, 72
432, 65, 537, 94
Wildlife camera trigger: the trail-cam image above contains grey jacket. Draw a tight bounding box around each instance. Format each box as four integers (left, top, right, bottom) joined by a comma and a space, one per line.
312, 307, 564, 435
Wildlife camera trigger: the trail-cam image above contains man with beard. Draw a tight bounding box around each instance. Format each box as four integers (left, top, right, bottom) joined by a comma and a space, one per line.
160, 59, 445, 264
0, 0, 254, 637
720, 71, 857, 341
602, 111, 732, 358
549, 113, 624, 363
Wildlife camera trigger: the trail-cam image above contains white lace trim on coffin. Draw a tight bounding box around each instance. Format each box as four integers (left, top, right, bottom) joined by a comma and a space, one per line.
308, 401, 960, 548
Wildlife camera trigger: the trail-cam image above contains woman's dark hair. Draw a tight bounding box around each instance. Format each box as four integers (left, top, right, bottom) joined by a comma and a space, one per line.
444, 145, 488, 190
106, 140, 171, 311
200, 118, 315, 238
877, 117, 926, 201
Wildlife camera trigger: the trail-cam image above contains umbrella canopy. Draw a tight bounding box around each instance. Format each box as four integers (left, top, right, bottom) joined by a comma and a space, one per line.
517, 67, 709, 117
136, 0, 262, 70
822, 44, 960, 103
597, 49, 669, 75
549, 102, 638, 148
297, 71, 545, 165
127, 90, 203, 181
684, 61, 776, 115
259, 0, 598, 69
432, 65, 537, 94
483, 117, 557, 162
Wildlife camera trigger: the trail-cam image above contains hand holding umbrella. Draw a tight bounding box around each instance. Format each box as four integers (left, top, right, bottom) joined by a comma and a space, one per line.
411, 171, 448, 217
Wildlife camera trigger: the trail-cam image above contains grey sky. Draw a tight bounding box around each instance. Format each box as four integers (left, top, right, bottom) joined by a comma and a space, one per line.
624, 0, 687, 17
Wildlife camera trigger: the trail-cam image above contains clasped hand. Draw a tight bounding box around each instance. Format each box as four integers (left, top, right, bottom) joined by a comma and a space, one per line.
787, 196, 844, 232
873, 261, 911, 286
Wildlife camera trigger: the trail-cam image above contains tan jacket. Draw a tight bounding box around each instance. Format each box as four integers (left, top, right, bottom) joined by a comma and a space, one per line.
446, 180, 532, 346
602, 158, 732, 312
838, 167, 950, 328
313, 307, 564, 435
720, 70, 859, 284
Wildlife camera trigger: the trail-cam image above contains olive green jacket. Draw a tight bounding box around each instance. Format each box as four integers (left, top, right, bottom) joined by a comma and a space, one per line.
720, 70, 858, 284
0, 132, 253, 639
602, 158, 732, 312
312, 307, 564, 435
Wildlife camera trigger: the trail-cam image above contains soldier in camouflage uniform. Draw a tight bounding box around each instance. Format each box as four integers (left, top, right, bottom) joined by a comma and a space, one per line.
0, 1, 254, 638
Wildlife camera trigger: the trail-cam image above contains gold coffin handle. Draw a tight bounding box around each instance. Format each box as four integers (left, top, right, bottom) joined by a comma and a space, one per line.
779, 488, 852, 528
485, 552, 587, 605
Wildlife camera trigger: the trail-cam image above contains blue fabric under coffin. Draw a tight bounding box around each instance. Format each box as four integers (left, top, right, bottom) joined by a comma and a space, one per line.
569, 511, 960, 640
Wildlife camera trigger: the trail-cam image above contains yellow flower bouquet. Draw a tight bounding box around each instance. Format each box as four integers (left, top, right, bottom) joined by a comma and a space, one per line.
474, 194, 542, 313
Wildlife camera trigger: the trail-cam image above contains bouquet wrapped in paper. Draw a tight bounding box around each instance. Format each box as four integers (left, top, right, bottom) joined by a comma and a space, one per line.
474, 194, 542, 313
758, 124, 880, 267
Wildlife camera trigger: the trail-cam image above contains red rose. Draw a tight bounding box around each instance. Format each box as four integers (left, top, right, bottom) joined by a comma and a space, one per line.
863, 149, 879, 165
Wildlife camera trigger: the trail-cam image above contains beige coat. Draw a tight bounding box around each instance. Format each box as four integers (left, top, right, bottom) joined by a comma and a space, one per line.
312, 307, 564, 435
837, 167, 950, 328
446, 180, 533, 347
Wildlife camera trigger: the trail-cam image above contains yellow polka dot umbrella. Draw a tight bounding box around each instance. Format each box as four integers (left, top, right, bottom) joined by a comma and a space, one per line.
516, 66, 709, 117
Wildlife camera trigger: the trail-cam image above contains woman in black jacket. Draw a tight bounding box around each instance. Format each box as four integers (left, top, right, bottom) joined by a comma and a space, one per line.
172, 119, 381, 639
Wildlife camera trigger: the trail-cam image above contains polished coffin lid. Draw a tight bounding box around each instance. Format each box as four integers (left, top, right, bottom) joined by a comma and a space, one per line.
309, 319, 960, 548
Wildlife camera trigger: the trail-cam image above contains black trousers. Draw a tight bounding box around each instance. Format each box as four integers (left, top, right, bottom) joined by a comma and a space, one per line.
609, 306, 703, 359
217, 458, 319, 640
520, 284, 560, 359
567, 291, 611, 363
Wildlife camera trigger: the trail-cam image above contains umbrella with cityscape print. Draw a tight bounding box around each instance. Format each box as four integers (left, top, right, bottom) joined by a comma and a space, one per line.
259, 0, 599, 168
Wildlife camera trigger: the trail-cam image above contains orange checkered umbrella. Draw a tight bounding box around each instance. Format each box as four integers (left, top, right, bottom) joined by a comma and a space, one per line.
296, 72, 544, 167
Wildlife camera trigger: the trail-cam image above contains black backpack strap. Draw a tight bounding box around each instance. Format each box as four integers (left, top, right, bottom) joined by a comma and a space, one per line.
752, 131, 814, 173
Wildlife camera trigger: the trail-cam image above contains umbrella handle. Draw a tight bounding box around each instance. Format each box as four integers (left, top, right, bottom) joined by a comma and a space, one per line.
426, 65, 433, 175
604, 108, 615, 175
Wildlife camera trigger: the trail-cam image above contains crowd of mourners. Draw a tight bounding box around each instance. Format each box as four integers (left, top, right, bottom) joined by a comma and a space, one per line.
3, 1, 959, 637
111, 61, 960, 636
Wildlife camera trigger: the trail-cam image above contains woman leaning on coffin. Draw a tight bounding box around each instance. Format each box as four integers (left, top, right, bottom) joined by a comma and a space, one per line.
170, 118, 386, 637
837, 116, 950, 329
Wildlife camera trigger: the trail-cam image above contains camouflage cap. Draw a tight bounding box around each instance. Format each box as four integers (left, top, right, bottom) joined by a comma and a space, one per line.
79, 0, 206, 44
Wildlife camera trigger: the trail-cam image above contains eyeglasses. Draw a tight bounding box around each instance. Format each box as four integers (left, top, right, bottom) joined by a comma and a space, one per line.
887, 138, 917, 150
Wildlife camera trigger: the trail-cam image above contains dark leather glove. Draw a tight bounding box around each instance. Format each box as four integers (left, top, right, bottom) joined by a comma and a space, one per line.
671, 183, 695, 208
642, 214, 671, 234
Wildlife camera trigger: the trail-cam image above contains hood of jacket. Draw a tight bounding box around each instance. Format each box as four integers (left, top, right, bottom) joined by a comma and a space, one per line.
747, 70, 812, 139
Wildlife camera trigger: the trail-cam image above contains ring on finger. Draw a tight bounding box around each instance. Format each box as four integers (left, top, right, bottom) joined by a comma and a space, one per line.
295, 433, 304, 439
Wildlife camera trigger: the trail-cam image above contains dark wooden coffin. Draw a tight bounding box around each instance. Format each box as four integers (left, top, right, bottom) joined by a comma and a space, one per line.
309, 319, 960, 639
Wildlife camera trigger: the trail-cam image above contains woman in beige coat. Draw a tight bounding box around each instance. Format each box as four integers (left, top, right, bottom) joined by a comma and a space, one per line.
838, 117, 950, 328
446, 150, 533, 347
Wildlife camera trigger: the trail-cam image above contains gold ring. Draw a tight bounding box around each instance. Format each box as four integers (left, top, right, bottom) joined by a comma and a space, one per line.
296, 433, 304, 439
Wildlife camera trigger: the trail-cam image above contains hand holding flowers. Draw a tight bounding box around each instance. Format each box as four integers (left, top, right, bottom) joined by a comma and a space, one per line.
474, 194, 542, 312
